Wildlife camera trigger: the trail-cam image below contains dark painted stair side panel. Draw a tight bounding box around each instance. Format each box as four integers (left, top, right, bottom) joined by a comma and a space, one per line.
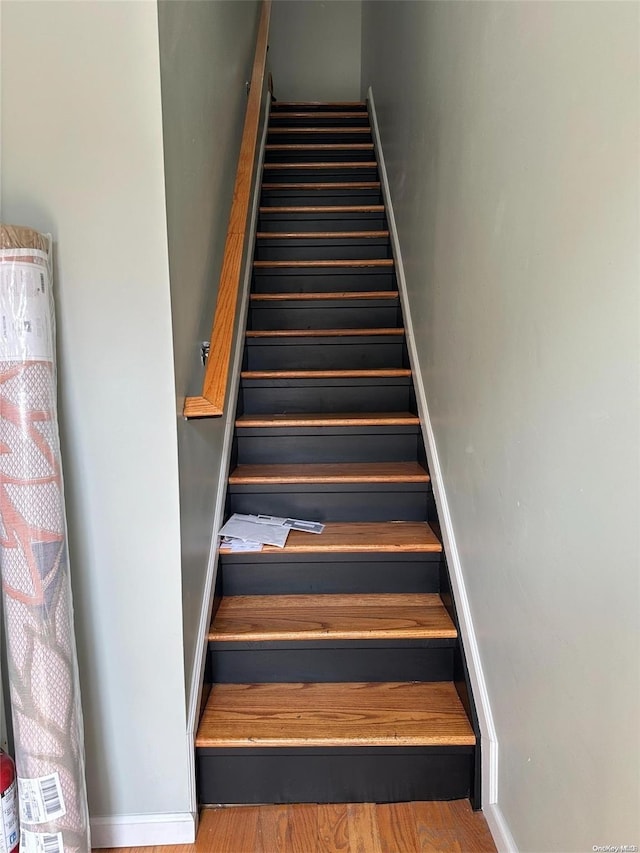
235, 428, 421, 465
261, 165, 379, 182
244, 336, 408, 371
219, 552, 444, 596
265, 146, 376, 163
268, 114, 371, 128
227, 482, 432, 523
209, 642, 455, 684
198, 748, 473, 805
270, 102, 368, 112
247, 299, 401, 330
252, 266, 397, 292
267, 129, 373, 144
253, 237, 391, 261
257, 209, 388, 232
240, 378, 414, 414
260, 186, 383, 206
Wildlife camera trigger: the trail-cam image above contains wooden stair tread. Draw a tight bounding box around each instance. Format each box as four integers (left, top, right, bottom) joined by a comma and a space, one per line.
250, 291, 398, 301
228, 461, 429, 485
255, 231, 389, 239
253, 259, 393, 268
196, 682, 475, 747
262, 182, 381, 190
241, 369, 411, 379
259, 205, 385, 213
210, 593, 457, 642
245, 327, 403, 338
220, 521, 441, 554
235, 412, 419, 428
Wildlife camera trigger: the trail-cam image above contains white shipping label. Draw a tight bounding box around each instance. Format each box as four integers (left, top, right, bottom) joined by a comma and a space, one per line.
18, 773, 66, 825
0, 248, 53, 362
20, 829, 63, 853
221, 537, 264, 552
0, 780, 19, 853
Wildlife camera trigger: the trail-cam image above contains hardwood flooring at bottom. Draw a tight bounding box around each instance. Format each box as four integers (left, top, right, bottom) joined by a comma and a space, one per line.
96, 799, 496, 853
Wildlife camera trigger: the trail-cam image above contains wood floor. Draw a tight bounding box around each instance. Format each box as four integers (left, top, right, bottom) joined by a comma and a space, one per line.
98, 800, 496, 852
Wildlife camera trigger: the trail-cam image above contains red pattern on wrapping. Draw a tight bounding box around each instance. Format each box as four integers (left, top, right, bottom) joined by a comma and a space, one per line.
0, 361, 63, 607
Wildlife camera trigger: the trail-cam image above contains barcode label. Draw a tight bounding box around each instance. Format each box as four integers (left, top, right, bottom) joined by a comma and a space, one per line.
20, 829, 63, 853
1, 779, 19, 853
18, 773, 66, 824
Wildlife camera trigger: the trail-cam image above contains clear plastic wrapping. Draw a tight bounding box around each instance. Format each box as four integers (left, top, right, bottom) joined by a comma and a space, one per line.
0, 225, 90, 852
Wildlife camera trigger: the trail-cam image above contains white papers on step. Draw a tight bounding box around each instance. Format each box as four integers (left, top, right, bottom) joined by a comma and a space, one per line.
219, 513, 325, 549
220, 515, 289, 547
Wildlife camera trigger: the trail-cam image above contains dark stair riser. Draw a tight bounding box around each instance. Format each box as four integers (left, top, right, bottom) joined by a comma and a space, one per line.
257, 210, 388, 232
227, 482, 433, 523
248, 298, 401, 329
269, 115, 371, 128
209, 640, 456, 684
265, 148, 376, 164
244, 335, 408, 371
198, 748, 474, 805
252, 266, 397, 293
235, 427, 422, 465
270, 104, 368, 113
254, 238, 391, 262
261, 187, 382, 206
262, 166, 379, 182
240, 377, 414, 414
219, 552, 443, 596
267, 131, 373, 145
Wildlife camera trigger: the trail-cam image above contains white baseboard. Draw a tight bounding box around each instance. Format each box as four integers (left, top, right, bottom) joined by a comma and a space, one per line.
367, 86, 511, 844
484, 803, 519, 853
90, 811, 196, 847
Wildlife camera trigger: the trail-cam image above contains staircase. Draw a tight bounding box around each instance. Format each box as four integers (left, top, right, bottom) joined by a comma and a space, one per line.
196, 100, 481, 807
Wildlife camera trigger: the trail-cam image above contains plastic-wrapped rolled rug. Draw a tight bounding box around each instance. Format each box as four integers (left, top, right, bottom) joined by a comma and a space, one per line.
0, 225, 90, 853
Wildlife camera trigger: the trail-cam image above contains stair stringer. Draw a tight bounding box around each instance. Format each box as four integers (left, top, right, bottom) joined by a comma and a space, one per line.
367, 86, 501, 818
184, 93, 273, 816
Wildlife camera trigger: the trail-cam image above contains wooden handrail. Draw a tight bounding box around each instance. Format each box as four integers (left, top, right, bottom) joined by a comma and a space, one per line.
184, 0, 271, 418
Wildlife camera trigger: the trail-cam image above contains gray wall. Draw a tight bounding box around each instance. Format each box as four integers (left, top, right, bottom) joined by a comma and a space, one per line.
362, 2, 639, 851
270, 0, 361, 102
157, 0, 261, 717
0, 0, 190, 822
